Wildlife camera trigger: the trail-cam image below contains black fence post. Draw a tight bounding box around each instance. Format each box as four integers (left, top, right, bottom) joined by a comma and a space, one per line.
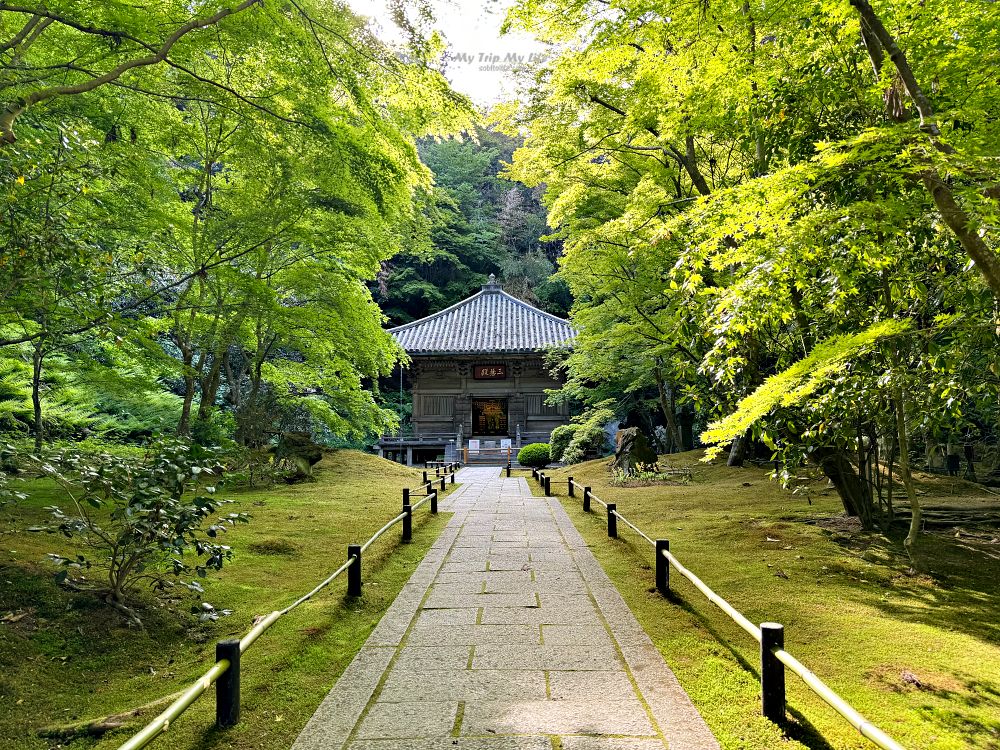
568, 477, 575, 497
431, 490, 438, 514
402, 492, 412, 542
607, 503, 618, 537
422, 470, 428, 484
440, 476, 446, 491
761, 622, 786, 722
544, 476, 552, 496
583, 487, 591, 513
451, 470, 456, 484
506, 465, 511, 477
347, 544, 362, 596
215, 639, 241, 728
655, 539, 670, 594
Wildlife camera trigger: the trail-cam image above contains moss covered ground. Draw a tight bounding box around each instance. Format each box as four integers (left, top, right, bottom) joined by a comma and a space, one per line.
539, 451, 1000, 750
0, 450, 451, 750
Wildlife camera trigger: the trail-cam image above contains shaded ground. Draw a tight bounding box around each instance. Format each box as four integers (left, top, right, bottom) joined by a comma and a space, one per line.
540, 451, 1000, 750
0, 450, 451, 750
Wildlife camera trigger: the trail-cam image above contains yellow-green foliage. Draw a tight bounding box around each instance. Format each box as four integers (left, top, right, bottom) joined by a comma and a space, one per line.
518, 442, 551, 468
549, 424, 578, 462
701, 319, 912, 453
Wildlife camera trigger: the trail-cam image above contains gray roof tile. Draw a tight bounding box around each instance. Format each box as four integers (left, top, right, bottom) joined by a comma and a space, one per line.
389, 276, 576, 355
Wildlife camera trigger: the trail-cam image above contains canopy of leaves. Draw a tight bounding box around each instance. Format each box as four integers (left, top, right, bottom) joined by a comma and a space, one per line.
502, 0, 1000, 517
0, 0, 475, 450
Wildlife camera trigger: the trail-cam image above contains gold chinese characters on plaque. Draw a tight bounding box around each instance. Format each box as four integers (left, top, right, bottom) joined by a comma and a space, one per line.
473, 364, 507, 380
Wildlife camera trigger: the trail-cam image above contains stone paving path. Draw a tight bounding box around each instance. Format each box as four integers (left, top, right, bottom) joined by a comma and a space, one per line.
293, 468, 719, 750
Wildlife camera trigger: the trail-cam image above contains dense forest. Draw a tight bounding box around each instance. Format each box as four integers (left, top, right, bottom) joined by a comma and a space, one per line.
0, 0, 997, 542
375, 129, 571, 325
0, 5, 564, 456
501, 0, 1000, 547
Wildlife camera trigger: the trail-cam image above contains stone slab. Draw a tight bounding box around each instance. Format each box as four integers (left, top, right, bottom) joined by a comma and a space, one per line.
461, 698, 655, 736
347, 740, 551, 750
356, 701, 458, 739
379, 669, 547, 702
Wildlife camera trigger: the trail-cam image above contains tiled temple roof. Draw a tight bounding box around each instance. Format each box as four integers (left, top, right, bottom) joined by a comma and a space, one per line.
389, 275, 576, 355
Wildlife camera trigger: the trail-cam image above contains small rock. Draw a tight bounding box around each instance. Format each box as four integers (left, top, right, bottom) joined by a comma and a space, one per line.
901, 670, 922, 688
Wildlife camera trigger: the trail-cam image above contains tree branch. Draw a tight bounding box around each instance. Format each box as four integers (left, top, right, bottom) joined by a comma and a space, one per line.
0, 0, 263, 144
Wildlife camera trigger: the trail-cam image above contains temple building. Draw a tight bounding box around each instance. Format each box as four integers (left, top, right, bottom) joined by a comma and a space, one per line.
377, 275, 576, 465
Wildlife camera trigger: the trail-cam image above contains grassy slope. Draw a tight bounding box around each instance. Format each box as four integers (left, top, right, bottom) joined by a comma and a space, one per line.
539, 452, 1000, 750
0, 450, 451, 750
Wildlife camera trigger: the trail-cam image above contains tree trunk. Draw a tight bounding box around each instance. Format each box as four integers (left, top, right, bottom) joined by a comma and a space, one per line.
197, 352, 224, 421
848, 0, 1000, 299
919, 171, 1000, 296
678, 135, 712, 196
809, 446, 874, 527
727, 432, 749, 467
31, 341, 45, 452
235, 334, 274, 447
177, 374, 195, 436
179, 344, 210, 435
891, 384, 921, 559
653, 365, 683, 451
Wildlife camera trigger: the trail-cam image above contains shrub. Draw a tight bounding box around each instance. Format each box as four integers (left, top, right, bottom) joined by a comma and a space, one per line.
549, 424, 579, 463
517, 443, 551, 468
0, 412, 28, 437
562, 406, 615, 465
190, 411, 236, 448
29, 439, 249, 626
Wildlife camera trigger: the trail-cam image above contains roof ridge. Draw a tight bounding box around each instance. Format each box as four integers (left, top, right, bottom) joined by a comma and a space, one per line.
387, 282, 576, 354
388, 287, 573, 332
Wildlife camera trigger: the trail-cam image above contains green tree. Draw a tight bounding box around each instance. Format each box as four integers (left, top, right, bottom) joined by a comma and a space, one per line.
503, 0, 1000, 546
0, 0, 475, 451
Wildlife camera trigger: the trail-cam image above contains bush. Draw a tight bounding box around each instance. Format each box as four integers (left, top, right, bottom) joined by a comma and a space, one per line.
562, 406, 615, 465
517, 443, 551, 468
0, 412, 28, 437
29, 439, 249, 626
549, 424, 579, 463
191, 411, 236, 448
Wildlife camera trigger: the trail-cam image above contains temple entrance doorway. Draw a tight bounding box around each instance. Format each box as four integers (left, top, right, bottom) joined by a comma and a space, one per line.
472, 398, 508, 436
